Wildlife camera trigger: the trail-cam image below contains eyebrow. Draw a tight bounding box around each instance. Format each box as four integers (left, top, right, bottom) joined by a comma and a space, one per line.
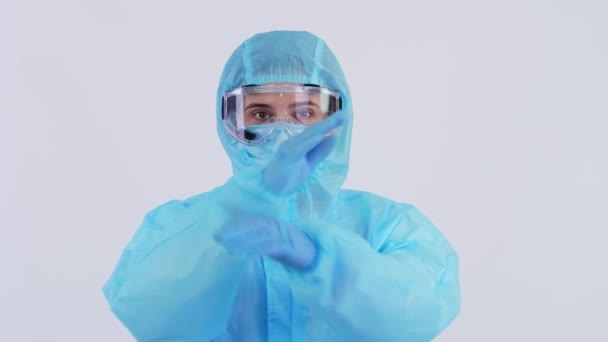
244, 101, 320, 111
244, 103, 273, 111
289, 101, 320, 108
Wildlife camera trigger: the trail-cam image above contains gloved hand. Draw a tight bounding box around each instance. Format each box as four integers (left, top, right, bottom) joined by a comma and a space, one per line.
263, 110, 346, 195
214, 215, 317, 271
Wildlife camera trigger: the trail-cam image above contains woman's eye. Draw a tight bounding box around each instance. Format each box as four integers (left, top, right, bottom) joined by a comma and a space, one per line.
254, 111, 270, 120
295, 110, 313, 119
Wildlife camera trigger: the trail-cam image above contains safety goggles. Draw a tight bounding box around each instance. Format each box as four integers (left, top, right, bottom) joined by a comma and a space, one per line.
222, 85, 342, 145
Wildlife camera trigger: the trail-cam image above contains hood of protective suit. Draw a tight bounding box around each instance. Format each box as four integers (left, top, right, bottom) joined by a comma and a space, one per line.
216, 31, 353, 219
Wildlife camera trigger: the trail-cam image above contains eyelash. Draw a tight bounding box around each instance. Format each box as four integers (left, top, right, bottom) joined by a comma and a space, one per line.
296, 110, 313, 117
248, 108, 317, 119
253, 111, 271, 119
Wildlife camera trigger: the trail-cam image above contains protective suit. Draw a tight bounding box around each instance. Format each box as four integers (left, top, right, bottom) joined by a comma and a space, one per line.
103, 31, 460, 341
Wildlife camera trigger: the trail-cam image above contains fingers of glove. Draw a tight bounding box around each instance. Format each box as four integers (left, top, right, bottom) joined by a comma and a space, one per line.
274, 232, 317, 270
224, 233, 285, 257
306, 133, 338, 169
216, 227, 281, 255
279, 110, 346, 161
214, 216, 287, 257
214, 225, 257, 246
217, 215, 275, 238
214, 216, 261, 244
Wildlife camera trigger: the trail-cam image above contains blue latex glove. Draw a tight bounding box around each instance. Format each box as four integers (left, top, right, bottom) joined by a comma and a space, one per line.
263, 110, 347, 195
214, 215, 317, 271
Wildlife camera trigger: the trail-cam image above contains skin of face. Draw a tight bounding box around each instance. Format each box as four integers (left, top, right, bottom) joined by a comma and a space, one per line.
242, 83, 328, 126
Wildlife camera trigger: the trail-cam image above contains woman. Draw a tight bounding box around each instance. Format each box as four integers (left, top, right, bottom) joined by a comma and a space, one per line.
103, 30, 460, 341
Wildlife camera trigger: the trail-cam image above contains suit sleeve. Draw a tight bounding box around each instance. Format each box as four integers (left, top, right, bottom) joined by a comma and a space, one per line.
102, 167, 286, 341
287, 204, 461, 341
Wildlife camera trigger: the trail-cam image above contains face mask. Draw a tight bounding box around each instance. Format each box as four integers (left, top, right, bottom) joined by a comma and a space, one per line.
237, 124, 307, 165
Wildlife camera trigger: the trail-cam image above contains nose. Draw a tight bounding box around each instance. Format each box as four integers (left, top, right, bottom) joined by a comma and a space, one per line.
272, 112, 300, 124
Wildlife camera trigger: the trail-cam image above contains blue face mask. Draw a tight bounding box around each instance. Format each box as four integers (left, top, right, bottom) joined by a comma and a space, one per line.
236, 123, 307, 166
244, 123, 307, 145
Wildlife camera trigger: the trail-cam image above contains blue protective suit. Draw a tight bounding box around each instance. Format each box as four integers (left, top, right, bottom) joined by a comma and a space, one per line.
103, 31, 460, 341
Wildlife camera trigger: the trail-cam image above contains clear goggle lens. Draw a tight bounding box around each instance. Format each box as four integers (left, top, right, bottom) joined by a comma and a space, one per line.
222, 85, 342, 145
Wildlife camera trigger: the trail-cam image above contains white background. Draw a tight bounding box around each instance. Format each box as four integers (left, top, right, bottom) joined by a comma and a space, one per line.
1, 0, 607, 341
